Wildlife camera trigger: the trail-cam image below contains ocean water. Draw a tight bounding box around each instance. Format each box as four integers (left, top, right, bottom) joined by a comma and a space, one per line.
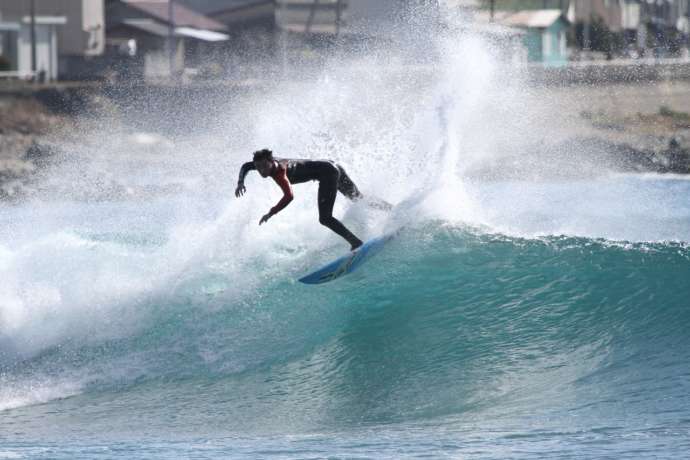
1, 174, 689, 458
2, 9, 690, 458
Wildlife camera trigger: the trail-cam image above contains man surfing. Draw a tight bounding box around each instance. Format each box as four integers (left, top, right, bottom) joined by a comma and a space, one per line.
236, 149, 391, 251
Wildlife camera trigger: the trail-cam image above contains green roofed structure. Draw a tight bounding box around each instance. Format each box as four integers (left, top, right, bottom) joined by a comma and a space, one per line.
503, 9, 570, 66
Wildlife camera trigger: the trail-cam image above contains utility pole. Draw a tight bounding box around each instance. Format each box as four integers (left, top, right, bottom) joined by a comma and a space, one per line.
306, 0, 318, 34
30, 0, 37, 81
490, 0, 494, 22
168, 0, 175, 79
583, 0, 591, 51
335, 0, 342, 36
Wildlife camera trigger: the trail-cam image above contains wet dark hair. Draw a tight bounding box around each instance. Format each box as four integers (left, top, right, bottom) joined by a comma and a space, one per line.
253, 149, 273, 162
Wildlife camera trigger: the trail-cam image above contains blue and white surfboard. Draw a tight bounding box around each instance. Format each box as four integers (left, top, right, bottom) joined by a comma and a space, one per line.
298, 233, 396, 285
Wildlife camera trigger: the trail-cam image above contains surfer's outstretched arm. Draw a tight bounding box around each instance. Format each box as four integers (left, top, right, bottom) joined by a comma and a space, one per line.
236, 161, 255, 197
259, 165, 294, 225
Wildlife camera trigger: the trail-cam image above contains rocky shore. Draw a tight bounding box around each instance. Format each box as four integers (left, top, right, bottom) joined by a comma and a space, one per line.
469, 108, 690, 181
0, 95, 74, 200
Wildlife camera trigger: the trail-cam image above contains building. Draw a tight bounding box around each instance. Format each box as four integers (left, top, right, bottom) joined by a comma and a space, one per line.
503, 9, 569, 65
0, 0, 104, 80
191, 0, 350, 72
108, 0, 352, 79
275, 0, 345, 35
103, 0, 455, 80
200, 1, 279, 75
105, 0, 229, 81
0, 12, 64, 81
566, 0, 690, 57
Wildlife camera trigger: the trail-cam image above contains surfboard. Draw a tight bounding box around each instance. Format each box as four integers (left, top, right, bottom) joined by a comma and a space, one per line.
299, 232, 396, 285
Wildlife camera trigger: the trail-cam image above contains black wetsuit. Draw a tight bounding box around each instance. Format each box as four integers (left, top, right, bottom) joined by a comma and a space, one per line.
238, 159, 365, 249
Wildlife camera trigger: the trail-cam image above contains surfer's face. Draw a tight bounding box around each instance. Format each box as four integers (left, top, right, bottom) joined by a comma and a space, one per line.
254, 159, 273, 177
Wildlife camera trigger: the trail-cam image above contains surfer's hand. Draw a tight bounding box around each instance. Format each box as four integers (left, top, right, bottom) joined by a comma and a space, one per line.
235, 183, 246, 197
259, 212, 272, 225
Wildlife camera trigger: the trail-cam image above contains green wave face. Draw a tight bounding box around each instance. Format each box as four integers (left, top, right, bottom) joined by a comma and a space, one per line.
4, 224, 689, 435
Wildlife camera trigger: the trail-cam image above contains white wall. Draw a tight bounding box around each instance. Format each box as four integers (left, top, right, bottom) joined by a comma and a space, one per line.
0, 0, 104, 57
17, 23, 58, 80
82, 0, 105, 55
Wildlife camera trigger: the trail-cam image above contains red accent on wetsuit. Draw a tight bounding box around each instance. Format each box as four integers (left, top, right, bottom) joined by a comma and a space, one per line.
269, 163, 294, 216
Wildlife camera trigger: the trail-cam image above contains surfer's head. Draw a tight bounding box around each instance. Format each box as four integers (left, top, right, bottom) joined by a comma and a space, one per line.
253, 149, 274, 177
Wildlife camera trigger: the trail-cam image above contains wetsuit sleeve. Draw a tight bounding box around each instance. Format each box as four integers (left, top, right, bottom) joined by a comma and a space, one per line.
238, 161, 255, 184
269, 166, 294, 216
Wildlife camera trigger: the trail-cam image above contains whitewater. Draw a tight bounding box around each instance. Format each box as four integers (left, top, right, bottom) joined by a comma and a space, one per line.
2, 12, 690, 460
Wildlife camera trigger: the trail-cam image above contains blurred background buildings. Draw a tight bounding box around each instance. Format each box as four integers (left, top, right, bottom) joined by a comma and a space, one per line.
0, 0, 688, 82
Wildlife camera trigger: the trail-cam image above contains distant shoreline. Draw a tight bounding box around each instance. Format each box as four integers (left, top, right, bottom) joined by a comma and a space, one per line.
3, 56, 690, 93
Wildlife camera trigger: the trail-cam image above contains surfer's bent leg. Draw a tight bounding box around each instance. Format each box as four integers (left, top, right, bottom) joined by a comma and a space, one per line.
336, 164, 393, 211
318, 165, 363, 250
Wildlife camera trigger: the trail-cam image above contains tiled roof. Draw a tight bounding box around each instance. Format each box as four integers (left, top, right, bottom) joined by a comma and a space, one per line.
503, 9, 567, 28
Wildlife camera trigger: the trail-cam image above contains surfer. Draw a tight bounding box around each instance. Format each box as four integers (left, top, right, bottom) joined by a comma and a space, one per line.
236, 149, 391, 251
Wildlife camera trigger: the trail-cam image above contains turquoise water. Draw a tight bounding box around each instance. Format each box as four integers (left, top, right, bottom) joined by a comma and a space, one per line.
1, 176, 689, 458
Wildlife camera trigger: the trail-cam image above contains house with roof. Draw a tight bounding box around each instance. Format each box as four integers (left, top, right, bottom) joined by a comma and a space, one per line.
106, 0, 448, 79
195, 0, 349, 72
106, 0, 229, 80
176, 0, 344, 60
502, 9, 570, 65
